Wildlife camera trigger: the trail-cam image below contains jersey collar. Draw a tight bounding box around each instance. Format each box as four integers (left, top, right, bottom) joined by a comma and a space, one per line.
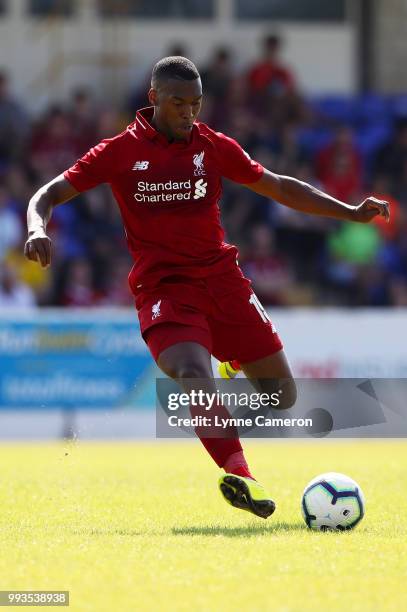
132, 107, 158, 140
130, 106, 196, 147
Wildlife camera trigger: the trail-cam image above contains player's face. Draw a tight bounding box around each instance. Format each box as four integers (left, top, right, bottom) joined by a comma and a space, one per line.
149, 78, 203, 141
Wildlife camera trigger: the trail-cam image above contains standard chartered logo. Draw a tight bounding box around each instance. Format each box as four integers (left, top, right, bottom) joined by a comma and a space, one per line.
193, 178, 207, 200
133, 179, 207, 203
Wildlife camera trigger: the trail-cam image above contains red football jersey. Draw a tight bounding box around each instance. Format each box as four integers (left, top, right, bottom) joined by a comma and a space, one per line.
64, 107, 264, 288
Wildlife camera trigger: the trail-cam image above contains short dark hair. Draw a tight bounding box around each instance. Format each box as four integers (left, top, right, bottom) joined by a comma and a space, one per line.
151, 56, 200, 87
264, 34, 281, 50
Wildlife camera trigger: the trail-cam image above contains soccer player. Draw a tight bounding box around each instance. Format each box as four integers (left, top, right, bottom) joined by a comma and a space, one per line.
24, 57, 389, 519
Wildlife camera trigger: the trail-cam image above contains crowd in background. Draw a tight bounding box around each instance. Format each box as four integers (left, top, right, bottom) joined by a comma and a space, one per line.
1, 35, 407, 308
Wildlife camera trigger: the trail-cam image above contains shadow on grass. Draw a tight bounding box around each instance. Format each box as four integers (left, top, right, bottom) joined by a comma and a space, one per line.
172, 522, 306, 537
70, 523, 308, 539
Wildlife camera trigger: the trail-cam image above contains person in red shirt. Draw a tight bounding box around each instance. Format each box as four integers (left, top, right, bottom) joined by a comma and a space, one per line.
247, 34, 305, 125
24, 57, 389, 519
241, 224, 293, 306
29, 107, 81, 181
316, 126, 362, 203
248, 34, 295, 96
59, 258, 102, 307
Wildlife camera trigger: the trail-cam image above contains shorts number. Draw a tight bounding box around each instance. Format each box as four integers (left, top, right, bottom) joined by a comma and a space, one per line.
249, 293, 271, 324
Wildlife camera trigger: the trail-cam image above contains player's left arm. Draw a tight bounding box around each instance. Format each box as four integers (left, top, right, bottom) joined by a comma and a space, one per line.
244, 169, 390, 223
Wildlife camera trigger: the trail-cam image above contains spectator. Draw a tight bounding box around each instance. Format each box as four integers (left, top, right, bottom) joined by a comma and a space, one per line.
248, 34, 295, 99
325, 222, 383, 304
0, 186, 23, 260
4, 238, 52, 305
69, 87, 98, 154
373, 120, 407, 186
201, 47, 233, 99
30, 106, 80, 181
100, 256, 134, 306
393, 157, 407, 205
378, 207, 407, 280
389, 277, 407, 306
200, 48, 234, 127
0, 60, 401, 309
369, 174, 400, 240
96, 108, 125, 140
241, 224, 293, 305
0, 262, 36, 308
247, 34, 305, 125
59, 258, 102, 307
3, 164, 33, 207
328, 222, 382, 266
268, 123, 307, 175
270, 162, 330, 281
356, 264, 389, 306
316, 126, 362, 203
0, 70, 29, 166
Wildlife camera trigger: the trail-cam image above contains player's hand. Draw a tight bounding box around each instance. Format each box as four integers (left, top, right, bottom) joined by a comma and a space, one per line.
24, 229, 52, 268
351, 197, 390, 224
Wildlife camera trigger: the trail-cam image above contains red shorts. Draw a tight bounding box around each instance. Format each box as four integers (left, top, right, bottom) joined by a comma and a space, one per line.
131, 267, 283, 364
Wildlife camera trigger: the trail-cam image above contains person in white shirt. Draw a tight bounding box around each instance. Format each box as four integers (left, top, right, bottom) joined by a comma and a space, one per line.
0, 263, 36, 308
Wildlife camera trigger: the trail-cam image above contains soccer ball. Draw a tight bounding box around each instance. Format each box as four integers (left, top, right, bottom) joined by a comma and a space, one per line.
301, 472, 365, 531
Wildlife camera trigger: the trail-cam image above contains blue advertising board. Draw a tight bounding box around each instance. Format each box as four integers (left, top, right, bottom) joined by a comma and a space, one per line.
0, 310, 155, 410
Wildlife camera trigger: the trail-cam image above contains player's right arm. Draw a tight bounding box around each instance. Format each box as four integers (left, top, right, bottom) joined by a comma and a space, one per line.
25, 134, 123, 268
25, 175, 79, 268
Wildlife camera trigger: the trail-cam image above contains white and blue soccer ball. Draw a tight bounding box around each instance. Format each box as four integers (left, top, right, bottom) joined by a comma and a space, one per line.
301, 472, 365, 531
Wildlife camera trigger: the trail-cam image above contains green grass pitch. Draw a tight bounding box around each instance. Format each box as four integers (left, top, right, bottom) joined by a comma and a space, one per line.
0, 440, 406, 611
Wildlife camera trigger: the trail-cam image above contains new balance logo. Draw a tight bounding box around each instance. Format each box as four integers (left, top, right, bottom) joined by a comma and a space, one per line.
193, 178, 207, 200
152, 299, 161, 320
132, 161, 149, 170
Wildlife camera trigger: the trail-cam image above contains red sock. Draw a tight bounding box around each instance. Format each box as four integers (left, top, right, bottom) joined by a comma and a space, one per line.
198, 436, 243, 468
230, 359, 241, 371
190, 401, 254, 479
223, 450, 255, 480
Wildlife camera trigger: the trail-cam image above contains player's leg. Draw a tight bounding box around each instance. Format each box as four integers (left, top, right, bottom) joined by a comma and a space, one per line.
154, 333, 276, 519
217, 349, 295, 518
220, 350, 291, 378
157, 339, 212, 379
136, 286, 276, 518
136, 291, 254, 475
209, 276, 295, 515
156, 337, 253, 475
240, 349, 297, 410
211, 274, 297, 408
219, 352, 297, 409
